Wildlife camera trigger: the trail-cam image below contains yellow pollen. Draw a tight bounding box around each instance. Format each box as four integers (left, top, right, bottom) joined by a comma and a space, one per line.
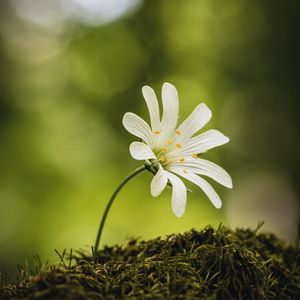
167, 139, 173, 145
176, 130, 181, 135
176, 143, 182, 149
180, 157, 185, 163
183, 169, 188, 174
161, 147, 168, 152
154, 130, 161, 135
159, 155, 165, 162
192, 153, 198, 159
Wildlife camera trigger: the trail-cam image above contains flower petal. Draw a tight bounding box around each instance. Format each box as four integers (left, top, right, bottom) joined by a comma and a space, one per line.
172, 169, 222, 209
174, 103, 212, 143
151, 166, 168, 197
129, 142, 156, 160
159, 83, 179, 145
142, 85, 160, 132
179, 129, 229, 156
122, 112, 154, 147
169, 158, 232, 188
165, 171, 187, 217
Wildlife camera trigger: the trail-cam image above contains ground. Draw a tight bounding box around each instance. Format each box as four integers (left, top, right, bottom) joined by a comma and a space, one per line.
1, 225, 299, 299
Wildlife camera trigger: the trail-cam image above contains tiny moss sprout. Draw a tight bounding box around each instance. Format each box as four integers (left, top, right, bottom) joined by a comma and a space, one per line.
94, 83, 232, 251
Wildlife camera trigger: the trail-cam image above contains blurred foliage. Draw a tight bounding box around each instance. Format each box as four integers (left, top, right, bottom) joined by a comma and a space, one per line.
0, 0, 299, 276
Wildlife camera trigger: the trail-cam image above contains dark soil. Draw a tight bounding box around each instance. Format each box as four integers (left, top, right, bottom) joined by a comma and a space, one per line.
1, 225, 299, 299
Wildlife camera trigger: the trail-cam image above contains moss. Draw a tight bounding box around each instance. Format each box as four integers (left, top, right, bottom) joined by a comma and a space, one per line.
1, 225, 299, 299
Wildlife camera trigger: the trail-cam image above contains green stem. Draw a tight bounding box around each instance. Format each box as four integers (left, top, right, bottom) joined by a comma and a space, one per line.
94, 165, 147, 252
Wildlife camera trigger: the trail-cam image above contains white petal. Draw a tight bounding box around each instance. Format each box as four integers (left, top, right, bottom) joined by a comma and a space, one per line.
172, 169, 222, 209
150, 166, 168, 197
165, 171, 187, 217
129, 142, 156, 160
179, 129, 229, 155
174, 103, 212, 143
170, 158, 232, 188
142, 85, 160, 132
122, 112, 154, 147
159, 83, 179, 144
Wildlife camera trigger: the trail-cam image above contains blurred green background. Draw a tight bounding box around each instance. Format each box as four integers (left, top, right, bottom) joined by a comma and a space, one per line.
0, 0, 299, 276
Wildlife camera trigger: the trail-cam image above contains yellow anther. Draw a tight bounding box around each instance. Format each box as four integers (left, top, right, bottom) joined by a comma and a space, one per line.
192, 153, 198, 159
183, 169, 188, 174
176, 130, 181, 135
167, 139, 173, 145
176, 143, 182, 149
159, 155, 165, 162
180, 157, 185, 163
154, 130, 161, 135
161, 147, 168, 152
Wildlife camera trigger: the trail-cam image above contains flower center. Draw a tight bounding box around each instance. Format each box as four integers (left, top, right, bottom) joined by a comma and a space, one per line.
192, 153, 198, 159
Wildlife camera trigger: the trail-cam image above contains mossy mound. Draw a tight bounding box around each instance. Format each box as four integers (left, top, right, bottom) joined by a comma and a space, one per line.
1, 225, 299, 299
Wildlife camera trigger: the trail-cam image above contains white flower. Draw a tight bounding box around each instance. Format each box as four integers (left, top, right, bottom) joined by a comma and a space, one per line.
122, 82, 232, 217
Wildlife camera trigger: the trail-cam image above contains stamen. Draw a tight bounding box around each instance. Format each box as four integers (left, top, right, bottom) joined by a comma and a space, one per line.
159, 155, 165, 162
180, 157, 185, 163
176, 143, 182, 149
154, 130, 161, 135
192, 153, 198, 159
161, 147, 168, 152
183, 169, 188, 174
167, 139, 173, 145
176, 130, 181, 135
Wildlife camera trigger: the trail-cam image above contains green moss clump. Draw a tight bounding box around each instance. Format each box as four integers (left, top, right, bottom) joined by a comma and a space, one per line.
1, 225, 299, 299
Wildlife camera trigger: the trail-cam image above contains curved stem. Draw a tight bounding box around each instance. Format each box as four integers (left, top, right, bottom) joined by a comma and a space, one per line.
94, 165, 147, 252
